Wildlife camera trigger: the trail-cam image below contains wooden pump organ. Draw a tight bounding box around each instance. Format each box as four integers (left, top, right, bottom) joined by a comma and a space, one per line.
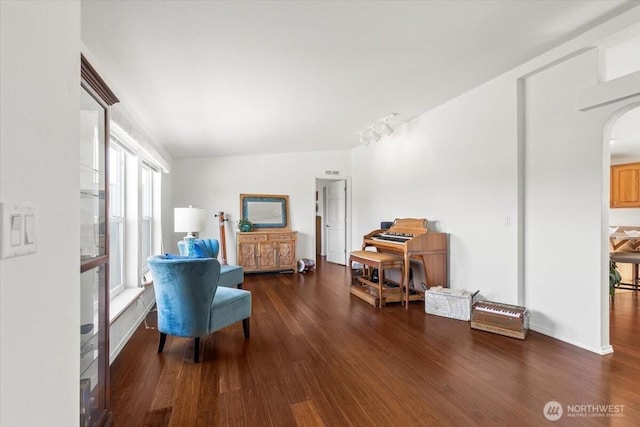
351, 218, 448, 307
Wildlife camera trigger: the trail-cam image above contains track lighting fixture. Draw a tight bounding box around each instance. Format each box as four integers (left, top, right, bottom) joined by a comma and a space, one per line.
358, 113, 398, 146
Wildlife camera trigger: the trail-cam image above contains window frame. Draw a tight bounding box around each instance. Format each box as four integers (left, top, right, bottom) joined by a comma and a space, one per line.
108, 122, 164, 298
140, 163, 154, 273
108, 140, 126, 298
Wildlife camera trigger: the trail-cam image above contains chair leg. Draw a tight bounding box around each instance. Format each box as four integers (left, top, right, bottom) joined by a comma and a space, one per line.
157, 332, 167, 354
242, 318, 250, 338
194, 337, 200, 363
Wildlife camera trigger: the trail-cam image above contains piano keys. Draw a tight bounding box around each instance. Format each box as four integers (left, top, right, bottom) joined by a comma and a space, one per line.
371, 234, 413, 244
362, 218, 448, 296
470, 301, 529, 340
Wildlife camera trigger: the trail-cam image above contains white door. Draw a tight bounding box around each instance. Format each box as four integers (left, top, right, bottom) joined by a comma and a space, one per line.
326, 180, 346, 265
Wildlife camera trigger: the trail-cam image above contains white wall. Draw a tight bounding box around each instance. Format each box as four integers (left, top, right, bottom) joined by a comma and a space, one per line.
351, 74, 519, 303
351, 9, 640, 353
109, 288, 156, 363
171, 151, 350, 264
0, 1, 80, 425
610, 206, 640, 225
523, 50, 605, 351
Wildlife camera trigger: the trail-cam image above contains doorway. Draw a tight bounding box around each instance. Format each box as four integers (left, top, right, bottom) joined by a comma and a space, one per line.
315, 177, 351, 265
607, 104, 640, 314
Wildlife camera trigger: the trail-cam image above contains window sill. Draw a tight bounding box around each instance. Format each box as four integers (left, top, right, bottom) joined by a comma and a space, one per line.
110, 287, 145, 324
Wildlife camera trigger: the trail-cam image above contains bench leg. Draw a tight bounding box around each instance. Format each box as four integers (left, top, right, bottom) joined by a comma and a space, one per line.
378, 263, 384, 308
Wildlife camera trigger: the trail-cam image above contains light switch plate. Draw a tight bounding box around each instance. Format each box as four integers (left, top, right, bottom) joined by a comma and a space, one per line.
1, 202, 38, 259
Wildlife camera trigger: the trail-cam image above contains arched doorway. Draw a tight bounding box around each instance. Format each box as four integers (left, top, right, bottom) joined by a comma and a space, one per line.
585, 100, 640, 353
604, 103, 640, 350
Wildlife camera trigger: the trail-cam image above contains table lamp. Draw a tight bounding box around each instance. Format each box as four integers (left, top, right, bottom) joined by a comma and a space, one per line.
174, 206, 206, 256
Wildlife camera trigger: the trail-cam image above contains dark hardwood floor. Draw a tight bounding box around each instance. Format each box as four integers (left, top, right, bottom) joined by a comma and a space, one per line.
111, 258, 640, 426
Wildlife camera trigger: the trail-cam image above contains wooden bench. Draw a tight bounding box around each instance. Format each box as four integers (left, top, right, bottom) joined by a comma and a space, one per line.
349, 250, 407, 308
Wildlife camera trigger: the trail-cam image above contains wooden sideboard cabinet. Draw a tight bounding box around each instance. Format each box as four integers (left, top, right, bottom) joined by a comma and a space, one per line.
611, 162, 640, 208
237, 231, 297, 273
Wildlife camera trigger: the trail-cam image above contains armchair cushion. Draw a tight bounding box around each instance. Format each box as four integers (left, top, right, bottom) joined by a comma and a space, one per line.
219, 265, 244, 289
209, 286, 252, 332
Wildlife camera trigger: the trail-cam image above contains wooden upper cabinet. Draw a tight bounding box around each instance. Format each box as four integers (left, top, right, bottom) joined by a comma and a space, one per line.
611, 162, 640, 208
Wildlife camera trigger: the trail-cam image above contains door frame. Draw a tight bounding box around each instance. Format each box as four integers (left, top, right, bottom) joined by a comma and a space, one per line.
578, 74, 640, 353
314, 176, 352, 265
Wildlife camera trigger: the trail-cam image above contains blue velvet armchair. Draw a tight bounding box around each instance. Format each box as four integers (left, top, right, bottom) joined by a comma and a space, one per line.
178, 238, 244, 289
147, 255, 252, 363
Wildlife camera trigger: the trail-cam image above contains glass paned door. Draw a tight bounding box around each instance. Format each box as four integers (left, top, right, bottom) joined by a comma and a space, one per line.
80, 53, 118, 426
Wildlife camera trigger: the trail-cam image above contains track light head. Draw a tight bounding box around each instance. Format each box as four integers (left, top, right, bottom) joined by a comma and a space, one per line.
380, 121, 393, 136
359, 133, 369, 146
369, 129, 381, 142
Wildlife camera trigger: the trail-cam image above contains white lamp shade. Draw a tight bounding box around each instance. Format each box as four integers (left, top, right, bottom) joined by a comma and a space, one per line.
174, 207, 206, 233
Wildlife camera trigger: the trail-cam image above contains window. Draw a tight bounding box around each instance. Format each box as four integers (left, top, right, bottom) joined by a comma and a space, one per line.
108, 142, 125, 297
140, 164, 154, 271
107, 122, 164, 303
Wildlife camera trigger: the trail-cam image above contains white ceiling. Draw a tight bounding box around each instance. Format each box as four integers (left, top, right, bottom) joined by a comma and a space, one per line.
81, 0, 637, 159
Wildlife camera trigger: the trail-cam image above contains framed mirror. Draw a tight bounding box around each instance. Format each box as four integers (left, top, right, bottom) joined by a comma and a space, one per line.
240, 194, 290, 230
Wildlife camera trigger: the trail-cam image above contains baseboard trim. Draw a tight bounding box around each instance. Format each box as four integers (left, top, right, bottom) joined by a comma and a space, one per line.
530, 323, 614, 355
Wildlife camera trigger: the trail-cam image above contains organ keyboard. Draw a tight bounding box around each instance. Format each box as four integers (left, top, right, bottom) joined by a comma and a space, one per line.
371, 232, 414, 244
362, 218, 448, 295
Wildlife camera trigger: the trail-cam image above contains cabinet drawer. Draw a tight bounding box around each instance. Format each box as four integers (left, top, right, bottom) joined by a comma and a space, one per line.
270, 233, 296, 241
238, 233, 268, 242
